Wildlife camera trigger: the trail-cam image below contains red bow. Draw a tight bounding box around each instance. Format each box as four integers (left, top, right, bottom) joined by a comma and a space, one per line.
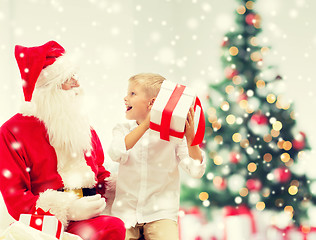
35, 208, 53, 216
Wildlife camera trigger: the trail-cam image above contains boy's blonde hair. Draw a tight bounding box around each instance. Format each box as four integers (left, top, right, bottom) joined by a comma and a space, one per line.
129, 73, 166, 98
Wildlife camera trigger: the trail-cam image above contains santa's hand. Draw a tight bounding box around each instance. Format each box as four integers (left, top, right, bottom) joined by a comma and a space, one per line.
67, 194, 106, 221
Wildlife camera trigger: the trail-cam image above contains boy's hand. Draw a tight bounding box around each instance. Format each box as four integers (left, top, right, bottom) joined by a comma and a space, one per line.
184, 106, 195, 146
125, 111, 151, 150
185, 106, 203, 163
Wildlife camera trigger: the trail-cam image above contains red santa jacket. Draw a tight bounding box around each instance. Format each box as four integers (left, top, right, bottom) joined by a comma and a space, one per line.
0, 113, 110, 222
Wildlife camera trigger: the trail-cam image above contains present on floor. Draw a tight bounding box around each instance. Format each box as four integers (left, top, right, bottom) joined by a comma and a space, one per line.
19, 208, 64, 240
178, 207, 206, 240
223, 205, 257, 240
288, 226, 316, 240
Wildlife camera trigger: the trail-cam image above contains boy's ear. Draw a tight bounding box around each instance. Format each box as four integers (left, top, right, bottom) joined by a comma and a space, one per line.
148, 97, 156, 110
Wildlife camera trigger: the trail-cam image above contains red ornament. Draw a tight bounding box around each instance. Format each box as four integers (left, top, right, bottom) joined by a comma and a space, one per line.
222, 38, 229, 47
246, 179, 262, 191
245, 13, 256, 25
238, 93, 248, 103
230, 152, 241, 164
224, 67, 238, 79
292, 132, 306, 150
250, 113, 268, 125
274, 167, 291, 183
213, 177, 227, 190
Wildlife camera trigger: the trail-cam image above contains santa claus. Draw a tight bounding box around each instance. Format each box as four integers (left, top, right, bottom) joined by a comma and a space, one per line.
0, 41, 125, 240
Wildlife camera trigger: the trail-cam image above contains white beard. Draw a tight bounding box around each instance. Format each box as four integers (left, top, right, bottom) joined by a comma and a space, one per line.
31, 86, 96, 189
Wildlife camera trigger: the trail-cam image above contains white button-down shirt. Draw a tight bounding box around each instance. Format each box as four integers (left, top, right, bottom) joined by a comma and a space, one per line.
108, 120, 206, 228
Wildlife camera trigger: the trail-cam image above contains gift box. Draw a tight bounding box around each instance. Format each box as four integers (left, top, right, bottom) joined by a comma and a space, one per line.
252, 209, 275, 240
178, 207, 205, 240
267, 225, 294, 240
266, 211, 295, 240
0, 221, 82, 240
150, 81, 205, 145
223, 205, 257, 240
288, 226, 316, 240
19, 208, 64, 239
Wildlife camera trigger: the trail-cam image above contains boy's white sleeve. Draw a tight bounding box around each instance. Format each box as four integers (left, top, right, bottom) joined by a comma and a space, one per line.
107, 123, 129, 164
177, 138, 206, 179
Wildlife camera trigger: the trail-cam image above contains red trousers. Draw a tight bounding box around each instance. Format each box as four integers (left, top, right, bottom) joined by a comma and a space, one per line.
66, 215, 126, 240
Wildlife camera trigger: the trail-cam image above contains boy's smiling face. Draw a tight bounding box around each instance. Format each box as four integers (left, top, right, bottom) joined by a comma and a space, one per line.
124, 82, 152, 124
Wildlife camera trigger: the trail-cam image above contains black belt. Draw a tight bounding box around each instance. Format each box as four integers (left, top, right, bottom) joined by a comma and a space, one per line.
58, 188, 96, 198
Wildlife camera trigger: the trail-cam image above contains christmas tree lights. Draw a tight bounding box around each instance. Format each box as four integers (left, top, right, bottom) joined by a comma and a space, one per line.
181, 0, 313, 227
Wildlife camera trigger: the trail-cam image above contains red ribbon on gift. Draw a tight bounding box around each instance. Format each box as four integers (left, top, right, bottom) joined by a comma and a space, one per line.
191, 96, 205, 146
272, 225, 294, 240
150, 84, 205, 146
223, 205, 257, 240
29, 208, 63, 239
299, 226, 316, 240
35, 208, 54, 216
159, 84, 186, 142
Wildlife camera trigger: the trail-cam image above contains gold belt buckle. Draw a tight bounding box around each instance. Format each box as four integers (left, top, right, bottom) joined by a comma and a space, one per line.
64, 188, 83, 198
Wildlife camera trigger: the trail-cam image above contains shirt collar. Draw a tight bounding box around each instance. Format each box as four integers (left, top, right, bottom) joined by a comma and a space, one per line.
129, 120, 139, 131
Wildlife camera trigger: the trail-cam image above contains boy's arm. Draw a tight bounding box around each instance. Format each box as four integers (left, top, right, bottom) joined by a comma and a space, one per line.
176, 139, 206, 179
125, 114, 150, 150
185, 107, 203, 163
176, 107, 206, 179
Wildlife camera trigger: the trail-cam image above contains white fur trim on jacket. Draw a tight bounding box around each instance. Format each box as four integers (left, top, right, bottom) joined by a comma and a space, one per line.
103, 173, 117, 215
36, 189, 79, 227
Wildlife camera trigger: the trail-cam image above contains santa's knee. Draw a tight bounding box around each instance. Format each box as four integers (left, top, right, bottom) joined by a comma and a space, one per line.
108, 216, 126, 233
90, 217, 125, 240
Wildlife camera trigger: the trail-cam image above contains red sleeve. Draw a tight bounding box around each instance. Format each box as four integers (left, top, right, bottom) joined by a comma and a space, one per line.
91, 129, 110, 196
0, 125, 38, 220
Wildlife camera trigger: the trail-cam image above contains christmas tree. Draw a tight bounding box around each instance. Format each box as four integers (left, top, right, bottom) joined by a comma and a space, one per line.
181, 0, 312, 226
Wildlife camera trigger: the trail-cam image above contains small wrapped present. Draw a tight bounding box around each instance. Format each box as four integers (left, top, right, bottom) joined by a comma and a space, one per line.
0, 221, 82, 240
223, 205, 257, 240
150, 81, 205, 145
19, 208, 64, 239
267, 225, 294, 240
288, 226, 316, 240
178, 207, 205, 240
266, 211, 294, 240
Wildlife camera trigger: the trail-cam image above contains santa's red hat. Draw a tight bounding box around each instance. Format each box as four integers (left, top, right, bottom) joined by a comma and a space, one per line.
15, 41, 76, 102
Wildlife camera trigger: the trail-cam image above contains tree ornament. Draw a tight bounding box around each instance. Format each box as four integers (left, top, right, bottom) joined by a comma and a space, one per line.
245, 13, 256, 25
274, 167, 292, 183
213, 176, 227, 190
246, 178, 262, 191
248, 112, 269, 136
224, 67, 239, 79
222, 38, 229, 47
230, 151, 241, 164
250, 112, 268, 125
237, 93, 248, 103
292, 131, 306, 150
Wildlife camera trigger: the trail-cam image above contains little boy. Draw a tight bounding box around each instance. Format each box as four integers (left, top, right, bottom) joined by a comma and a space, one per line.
108, 73, 206, 240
